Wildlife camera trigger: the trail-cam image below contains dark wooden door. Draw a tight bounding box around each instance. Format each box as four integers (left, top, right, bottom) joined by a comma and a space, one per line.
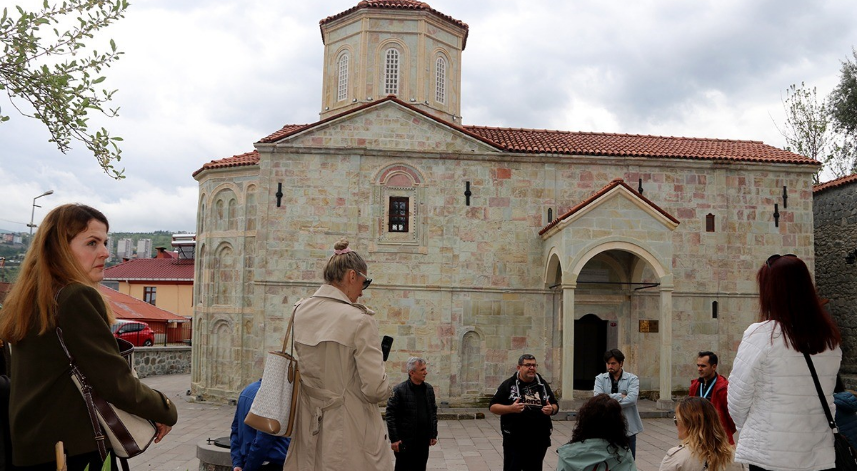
573, 314, 607, 390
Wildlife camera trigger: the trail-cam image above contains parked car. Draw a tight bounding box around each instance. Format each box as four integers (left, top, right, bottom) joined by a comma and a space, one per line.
111, 320, 155, 347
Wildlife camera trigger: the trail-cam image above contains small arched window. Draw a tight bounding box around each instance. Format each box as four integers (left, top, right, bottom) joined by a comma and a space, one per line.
435, 57, 446, 104
337, 53, 349, 102
384, 48, 399, 95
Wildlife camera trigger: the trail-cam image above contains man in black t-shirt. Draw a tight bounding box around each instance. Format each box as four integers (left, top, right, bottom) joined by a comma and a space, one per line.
489, 354, 559, 471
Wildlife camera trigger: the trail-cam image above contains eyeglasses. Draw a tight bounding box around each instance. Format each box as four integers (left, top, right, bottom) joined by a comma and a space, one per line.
766, 253, 797, 268
357, 272, 372, 290
521, 363, 538, 369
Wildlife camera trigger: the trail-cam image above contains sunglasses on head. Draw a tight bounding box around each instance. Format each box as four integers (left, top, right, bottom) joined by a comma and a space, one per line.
357, 272, 372, 290
766, 253, 797, 268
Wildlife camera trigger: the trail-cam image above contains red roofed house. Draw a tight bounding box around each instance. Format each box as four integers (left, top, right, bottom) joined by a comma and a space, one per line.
103, 255, 194, 318
98, 285, 191, 344
191, 1, 820, 405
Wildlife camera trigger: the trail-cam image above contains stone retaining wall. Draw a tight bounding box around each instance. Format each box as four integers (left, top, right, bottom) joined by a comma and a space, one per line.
814, 180, 857, 376
133, 346, 192, 378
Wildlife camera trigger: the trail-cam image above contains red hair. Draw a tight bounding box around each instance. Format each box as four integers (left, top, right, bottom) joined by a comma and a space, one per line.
757, 255, 840, 354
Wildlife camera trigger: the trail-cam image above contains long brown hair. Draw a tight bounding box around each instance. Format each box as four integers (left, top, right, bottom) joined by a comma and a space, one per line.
757, 255, 840, 354
675, 397, 735, 471
0, 204, 111, 342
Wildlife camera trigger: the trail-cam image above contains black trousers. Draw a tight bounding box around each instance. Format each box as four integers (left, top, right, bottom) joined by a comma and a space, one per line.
502, 442, 548, 471
394, 442, 430, 471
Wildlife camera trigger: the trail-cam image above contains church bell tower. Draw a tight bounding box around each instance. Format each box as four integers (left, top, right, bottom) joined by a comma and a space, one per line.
318, 1, 468, 123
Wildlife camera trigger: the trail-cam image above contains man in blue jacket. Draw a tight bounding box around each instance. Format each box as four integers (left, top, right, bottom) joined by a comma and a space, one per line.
230, 380, 291, 471
593, 348, 643, 459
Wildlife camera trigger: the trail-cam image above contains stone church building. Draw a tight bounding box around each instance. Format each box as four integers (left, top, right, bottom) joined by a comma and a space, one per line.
192, 0, 818, 406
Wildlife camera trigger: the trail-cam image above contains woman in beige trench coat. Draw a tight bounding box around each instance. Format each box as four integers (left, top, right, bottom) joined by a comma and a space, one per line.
283, 239, 393, 471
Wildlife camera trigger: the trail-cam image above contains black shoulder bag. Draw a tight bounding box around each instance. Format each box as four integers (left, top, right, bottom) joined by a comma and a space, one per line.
804, 352, 857, 471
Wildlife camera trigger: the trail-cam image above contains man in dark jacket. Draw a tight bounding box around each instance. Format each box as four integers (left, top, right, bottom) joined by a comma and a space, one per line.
489, 354, 559, 471
386, 357, 438, 471
689, 351, 736, 444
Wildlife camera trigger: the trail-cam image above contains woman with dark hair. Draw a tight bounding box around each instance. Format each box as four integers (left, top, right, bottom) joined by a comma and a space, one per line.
0, 204, 177, 470
556, 394, 636, 471
660, 397, 741, 471
728, 254, 841, 471
283, 238, 392, 471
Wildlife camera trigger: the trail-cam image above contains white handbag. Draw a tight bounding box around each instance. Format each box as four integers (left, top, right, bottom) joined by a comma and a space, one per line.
244, 299, 303, 437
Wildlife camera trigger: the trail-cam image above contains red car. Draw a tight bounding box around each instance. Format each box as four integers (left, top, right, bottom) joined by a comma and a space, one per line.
111, 320, 155, 347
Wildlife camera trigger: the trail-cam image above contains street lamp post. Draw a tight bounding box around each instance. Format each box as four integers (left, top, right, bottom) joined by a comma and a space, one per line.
28, 190, 55, 238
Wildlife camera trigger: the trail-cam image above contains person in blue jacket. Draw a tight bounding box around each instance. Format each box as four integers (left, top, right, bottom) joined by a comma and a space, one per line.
834, 374, 857, 448
230, 380, 291, 471
593, 348, 643, 458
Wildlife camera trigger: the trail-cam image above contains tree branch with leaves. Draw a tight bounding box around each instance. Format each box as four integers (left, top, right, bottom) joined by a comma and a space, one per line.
0, 0, 129, 179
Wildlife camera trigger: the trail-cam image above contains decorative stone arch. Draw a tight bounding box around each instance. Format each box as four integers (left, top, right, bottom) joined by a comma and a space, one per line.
553, 236, 674, 407
196, 242, 206, 305
374, 162, 425, 186
213, 242, 235, 306
376, 38, 410, 97
570, 238, 670, 281
208, 183, 244, 206
460, 329, 485, 396
211, 185, 241, 233
198, 192, 207, 235
333, 45, 353, 102
245, 184, 258, 231
431, 48, 451, 105
211, 319, 233, 389
544, 247, 562, 286
373, 163, 425, 247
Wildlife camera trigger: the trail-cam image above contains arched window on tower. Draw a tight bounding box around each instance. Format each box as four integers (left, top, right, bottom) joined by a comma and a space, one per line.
435, 56, 446, 104
384, 48, 399, 95
337, 53, 349, 102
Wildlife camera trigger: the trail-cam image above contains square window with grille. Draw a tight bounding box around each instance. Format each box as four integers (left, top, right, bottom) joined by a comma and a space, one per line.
388, 197, 409, 232
143, 286, 157, 305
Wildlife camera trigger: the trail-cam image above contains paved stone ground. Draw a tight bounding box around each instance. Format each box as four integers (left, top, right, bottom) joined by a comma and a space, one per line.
135, 374, 679, 471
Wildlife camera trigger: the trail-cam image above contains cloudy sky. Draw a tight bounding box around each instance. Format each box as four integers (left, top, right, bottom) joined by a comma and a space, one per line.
1, 0, 855, 232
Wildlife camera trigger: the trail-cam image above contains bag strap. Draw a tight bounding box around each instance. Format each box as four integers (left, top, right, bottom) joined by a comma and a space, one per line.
56, 326, 109, 461
280, 299, 305, 354
803, 352, 838, 431
56, 327, 146, 461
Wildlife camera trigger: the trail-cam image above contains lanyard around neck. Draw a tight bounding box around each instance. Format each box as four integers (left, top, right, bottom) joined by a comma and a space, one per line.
700, 376, 717, 399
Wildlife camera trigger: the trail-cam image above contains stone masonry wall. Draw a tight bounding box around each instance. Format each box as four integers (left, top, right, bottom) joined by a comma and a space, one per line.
193, 103, 818, 403
814, 182, 857, 375
134, 346, 192, 378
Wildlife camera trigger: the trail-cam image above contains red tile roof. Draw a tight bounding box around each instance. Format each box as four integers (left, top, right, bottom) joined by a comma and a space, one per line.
320, 1, 469, 49
539, 178, 680, 236
813, 173, 857, 194
464, 126, 816, 165
192, 150, 261, 177
98, 285, 188, 322
195, 97, 816, 177
103, 258, 194, 282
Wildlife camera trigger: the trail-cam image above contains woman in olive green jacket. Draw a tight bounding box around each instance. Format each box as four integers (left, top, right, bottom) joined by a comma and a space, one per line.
0, 204, 178, 470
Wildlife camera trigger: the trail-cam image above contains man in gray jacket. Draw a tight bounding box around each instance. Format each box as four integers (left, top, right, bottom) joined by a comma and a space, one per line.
593, 348, 643, 458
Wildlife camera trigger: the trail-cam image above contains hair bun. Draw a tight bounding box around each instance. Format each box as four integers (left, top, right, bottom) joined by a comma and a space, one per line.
334, 238, 349, 251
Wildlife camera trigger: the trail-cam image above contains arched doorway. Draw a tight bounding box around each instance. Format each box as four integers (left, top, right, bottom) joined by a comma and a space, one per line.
573, 314, 607, 389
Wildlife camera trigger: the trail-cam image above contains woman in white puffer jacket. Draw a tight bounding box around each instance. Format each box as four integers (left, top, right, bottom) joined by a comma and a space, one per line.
728, 254, 841, 471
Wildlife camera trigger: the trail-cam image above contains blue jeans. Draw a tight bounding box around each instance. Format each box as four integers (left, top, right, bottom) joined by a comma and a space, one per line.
628, 434, 637, 459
